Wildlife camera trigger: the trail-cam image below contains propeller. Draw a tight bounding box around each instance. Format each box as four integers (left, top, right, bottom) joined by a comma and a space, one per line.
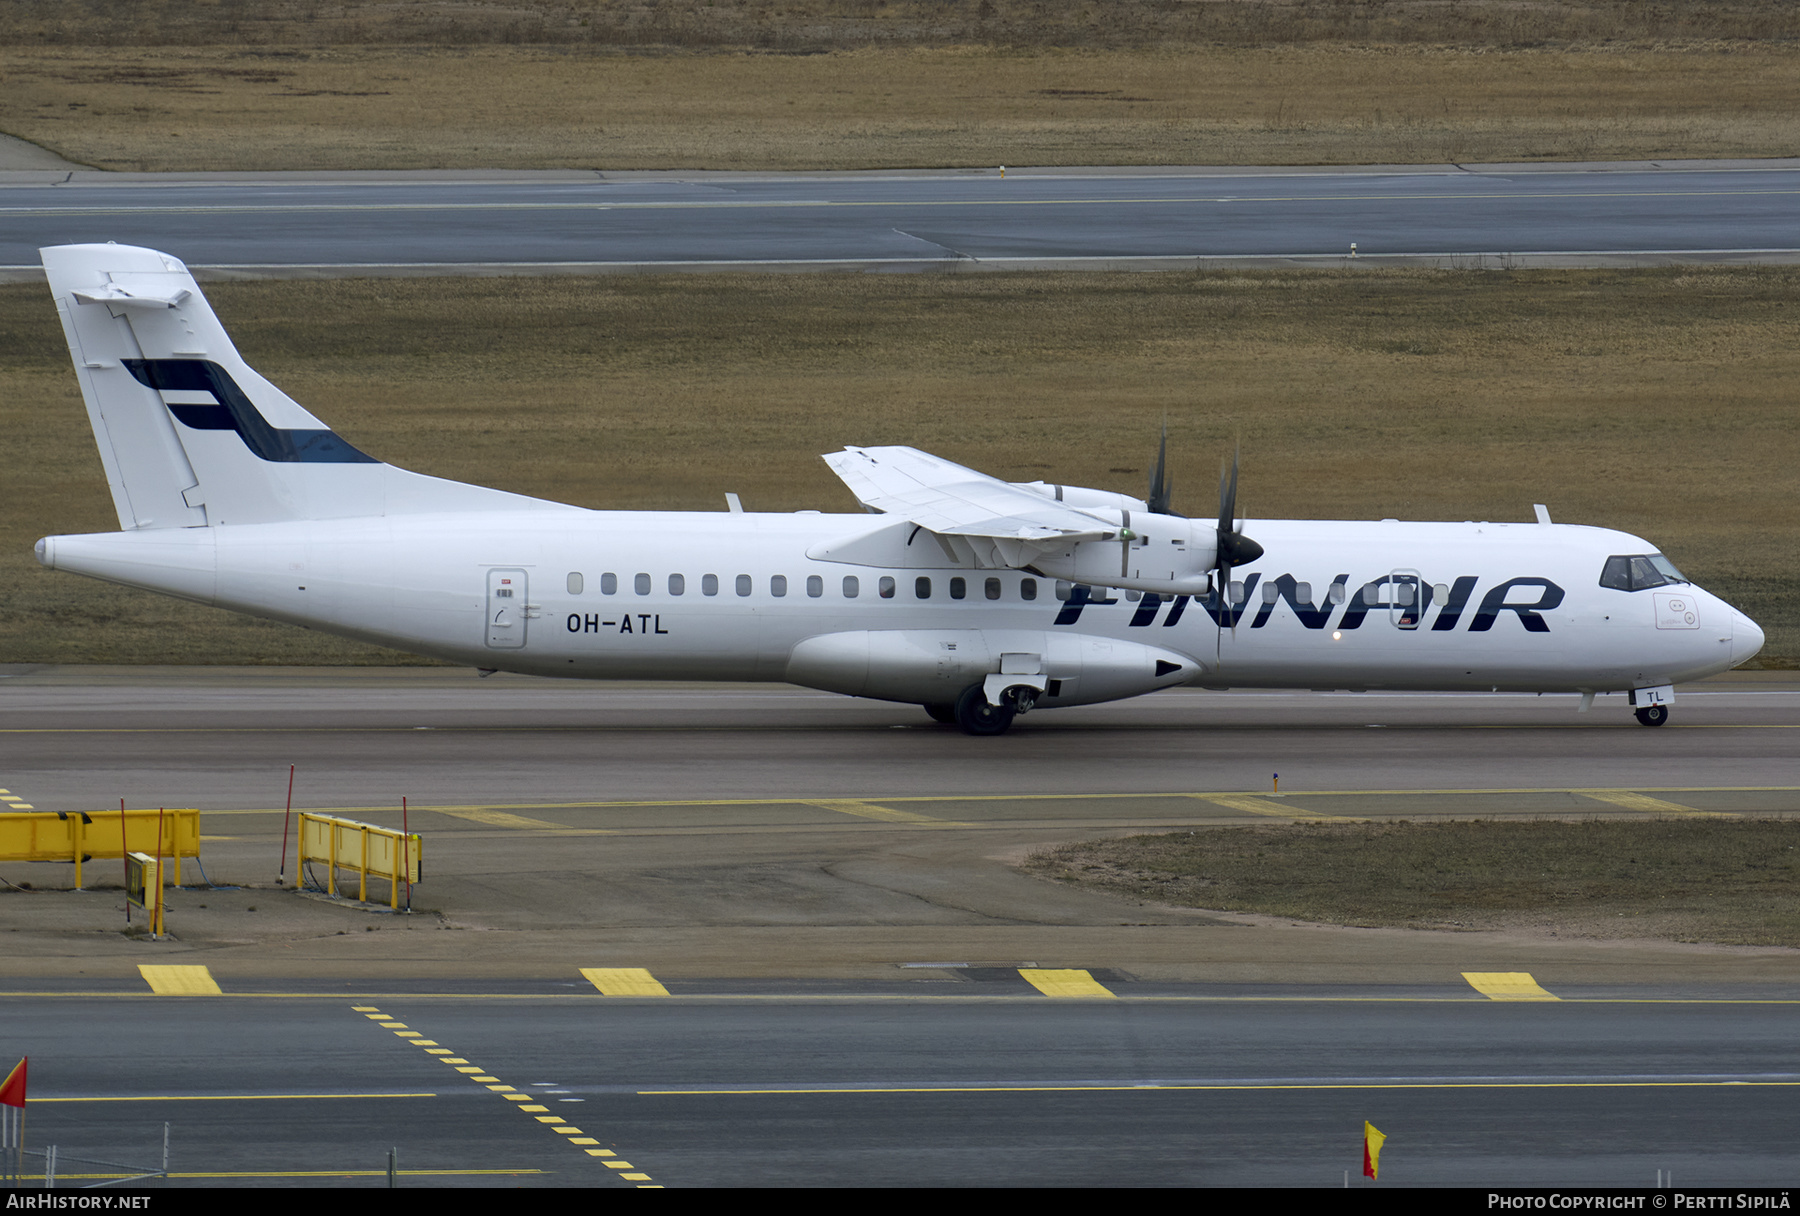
1215, 447, 1263, 651
1130, 423, 1181, 577
1215, 446, 1263, 579
1146, 422, 1177, 517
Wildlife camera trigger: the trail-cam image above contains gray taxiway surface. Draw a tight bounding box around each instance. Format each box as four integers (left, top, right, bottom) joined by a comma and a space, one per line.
3, 668, 1798, 1185
3, 160, 1799, 275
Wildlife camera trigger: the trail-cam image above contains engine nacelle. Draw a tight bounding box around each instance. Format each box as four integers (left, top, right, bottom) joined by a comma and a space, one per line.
1027, 511, 1219, 596
786, 628, 1201, 707
1008, 481, 1149, 514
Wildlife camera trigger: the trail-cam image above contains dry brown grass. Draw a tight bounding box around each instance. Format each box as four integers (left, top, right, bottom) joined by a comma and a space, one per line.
7, 2, 1798, 52
1026, 819, 1800, 946
6, 41, 1800, 171
1, 266, 1795, 665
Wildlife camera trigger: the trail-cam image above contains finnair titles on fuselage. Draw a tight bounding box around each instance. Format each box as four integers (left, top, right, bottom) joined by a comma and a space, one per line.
34, 245, 1764, 734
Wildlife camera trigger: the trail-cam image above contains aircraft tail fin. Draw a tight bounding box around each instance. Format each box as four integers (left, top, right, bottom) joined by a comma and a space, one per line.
41, 244, 560, 529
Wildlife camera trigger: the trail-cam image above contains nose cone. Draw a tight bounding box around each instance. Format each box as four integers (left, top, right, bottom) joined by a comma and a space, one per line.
1732, 609, 1766, 668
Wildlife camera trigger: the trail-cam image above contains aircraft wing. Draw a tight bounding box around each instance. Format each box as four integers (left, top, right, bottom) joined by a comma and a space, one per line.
822, 446, 1113, 542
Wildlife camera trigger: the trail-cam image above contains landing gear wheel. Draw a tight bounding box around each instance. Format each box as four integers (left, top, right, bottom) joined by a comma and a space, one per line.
1634, 704, 1669, 727
954, 683, 1016, 736
923, 702, 956, 725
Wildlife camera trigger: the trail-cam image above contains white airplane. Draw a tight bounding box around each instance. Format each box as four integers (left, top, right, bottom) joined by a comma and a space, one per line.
34, 243, 1765, 734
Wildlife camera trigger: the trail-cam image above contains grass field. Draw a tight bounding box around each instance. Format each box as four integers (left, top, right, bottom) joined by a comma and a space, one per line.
1025, 819, 1800, 946
5, 39, 1800, 171
1, 266, 1793, 667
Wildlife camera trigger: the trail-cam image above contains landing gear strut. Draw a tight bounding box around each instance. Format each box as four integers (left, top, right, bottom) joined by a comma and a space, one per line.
1634, 704, 1669, 727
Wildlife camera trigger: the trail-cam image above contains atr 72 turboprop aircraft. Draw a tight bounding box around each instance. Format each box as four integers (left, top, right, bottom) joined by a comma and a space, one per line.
35, 244, 1765, 734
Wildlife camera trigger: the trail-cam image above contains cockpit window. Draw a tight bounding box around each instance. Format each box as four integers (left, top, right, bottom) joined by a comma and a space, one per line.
1599, 553, 1688, 592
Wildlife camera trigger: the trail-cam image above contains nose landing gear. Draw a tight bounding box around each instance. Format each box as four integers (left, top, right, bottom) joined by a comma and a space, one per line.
1630, 684, 1674, 727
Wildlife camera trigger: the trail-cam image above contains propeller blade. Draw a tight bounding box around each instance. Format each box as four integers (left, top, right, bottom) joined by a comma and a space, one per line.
1215, 446, 1263, 644
1147, 422, 1176, 516
1216, 448, 1238, 542
1215, 445, 1263, 574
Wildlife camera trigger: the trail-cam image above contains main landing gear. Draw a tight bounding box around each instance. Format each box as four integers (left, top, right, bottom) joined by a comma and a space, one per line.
933, 682, 1041, 736
1634, 704, 1669, 727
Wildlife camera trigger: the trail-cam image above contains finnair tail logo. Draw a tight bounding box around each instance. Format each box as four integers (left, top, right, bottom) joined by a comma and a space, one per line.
123, 359, 376, 464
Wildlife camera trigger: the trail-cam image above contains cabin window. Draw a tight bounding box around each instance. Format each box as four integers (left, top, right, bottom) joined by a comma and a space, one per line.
1362, 583, 1380, 605
843, 576, 859, 598
1055, 580, 1073, 601
879, 576, 896, 599
771, 575, 788, 597
949, 577, 966, 600
600, 572, 618, 595
1296, 582, 1312, 604
702, 573, 719, 597
1328, 582, 1346, 605
736, 574, 752, 597
806, 575, 823, 598
1432, 583, 1449, 604
1262, 583, 1279, 605
1230, 581, 1246, 605
985, 577, 1001, 600
915, 577, 932, 599
1126, 589, 1142, 602
634, 573, 651, 596
567, 572, 584, 595
668, 573, 685, 596
1021, 579, 1038, 601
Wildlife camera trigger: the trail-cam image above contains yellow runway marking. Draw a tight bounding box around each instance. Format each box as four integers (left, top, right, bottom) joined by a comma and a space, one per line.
1189, 794, 1352, 822
38, 1093, 436, 1103
49, 1170, 544, 1180
804, 799, 971, 827
644, 1078, 1800, 1096
10, 988, 1800, 1005
582, 967, 671, 997
1463, 972, 1559, 1001
0, 789, 34, 809
1020, 969, 1116, 999
357, 1003, 657, 1186
1578, 790, 1732, 818
138, 965, 221, 995
191, 784, 1800, 821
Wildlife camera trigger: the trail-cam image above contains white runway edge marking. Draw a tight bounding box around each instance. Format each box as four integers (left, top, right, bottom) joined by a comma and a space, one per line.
7, 184, 1800, 215
7, 249, 1800, 277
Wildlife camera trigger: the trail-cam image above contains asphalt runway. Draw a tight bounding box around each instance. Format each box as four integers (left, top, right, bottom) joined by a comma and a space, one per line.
3, 667, 1799, 1186
4, 161, 1799, 275
12, 990, 1800, 1188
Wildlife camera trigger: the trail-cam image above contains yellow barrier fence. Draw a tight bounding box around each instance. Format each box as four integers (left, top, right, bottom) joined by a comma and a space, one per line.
298, 813, 421, 909
0, 809, 198, 889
